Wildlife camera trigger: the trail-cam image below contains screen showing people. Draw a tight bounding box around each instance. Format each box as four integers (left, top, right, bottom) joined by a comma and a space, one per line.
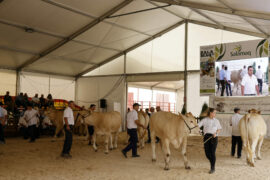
215, 57, 268, 96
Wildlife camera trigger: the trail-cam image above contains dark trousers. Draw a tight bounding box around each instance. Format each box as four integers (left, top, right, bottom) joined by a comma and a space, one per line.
226, 81, 232, 96
62, 125, 73, 155
28, 125, 36, 142
147, 125, 151, 142
20, 127, 29, 139
257, 79, 263, 94
88, 126, 94, 136
216, 79, 220, 92
0, 124, 5, 143
123, 128, 138, 156
220, 80, 225, 96
204, 134, 218, 170
231, 136, 242, 157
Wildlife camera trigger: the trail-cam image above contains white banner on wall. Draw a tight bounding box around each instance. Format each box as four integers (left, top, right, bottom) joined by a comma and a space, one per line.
200, 39, 269, 96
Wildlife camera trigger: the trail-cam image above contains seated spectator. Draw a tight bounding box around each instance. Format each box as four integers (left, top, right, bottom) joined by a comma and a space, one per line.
15, 93, 25, 108
4, 91, 13, 112
47, 94, 54, 107
32, 94, 40, 107
39, 94, 46, 108
23, 93, 29, 105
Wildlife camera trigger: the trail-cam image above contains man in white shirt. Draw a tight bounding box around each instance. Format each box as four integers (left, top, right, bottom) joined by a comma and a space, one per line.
241, 66, 259, 96
240, 65, 247, 78
255, 65, 263, 94
198, 108, 222, 174
23, 102, 39, 142
62, 101, 75, 158
230, 107, 243, 158
225, 66, 232, 96
122, 103, 146, 158
0, 102, 7, 144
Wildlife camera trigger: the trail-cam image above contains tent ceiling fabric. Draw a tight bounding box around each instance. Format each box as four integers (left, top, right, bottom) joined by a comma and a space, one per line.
129, 80, 184, 90
0, 0, 269, 76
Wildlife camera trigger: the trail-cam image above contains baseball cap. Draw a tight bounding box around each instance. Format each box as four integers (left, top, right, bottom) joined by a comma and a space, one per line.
133, 103, 141, 107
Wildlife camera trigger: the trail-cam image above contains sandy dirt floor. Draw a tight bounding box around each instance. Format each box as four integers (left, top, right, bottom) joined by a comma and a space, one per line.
1, 133, 270, 180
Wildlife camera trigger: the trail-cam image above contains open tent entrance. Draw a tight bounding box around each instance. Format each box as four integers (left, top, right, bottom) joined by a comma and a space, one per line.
127, 80, 184, 114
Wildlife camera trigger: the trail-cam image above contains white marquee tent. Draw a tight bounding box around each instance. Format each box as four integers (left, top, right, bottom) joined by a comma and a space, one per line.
0, 0, 268, 119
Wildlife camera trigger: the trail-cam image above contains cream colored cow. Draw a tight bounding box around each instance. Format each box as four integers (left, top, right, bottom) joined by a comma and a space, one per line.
137, 111, 149, 149
239, 109, 267, 167
44, 108, 64, 138
150, 112, 199, 170
84, 111, 121, 154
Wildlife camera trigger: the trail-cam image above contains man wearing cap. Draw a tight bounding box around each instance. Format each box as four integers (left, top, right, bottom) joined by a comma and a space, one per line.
122, 103, 146, 158
230, 107, 243, 158
88, 104, 96, 145
23, 102, 39, 143
62, 101, 75, 158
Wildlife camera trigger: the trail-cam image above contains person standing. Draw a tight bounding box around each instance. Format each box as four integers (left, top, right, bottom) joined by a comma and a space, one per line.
240, 65, 247, 78
255, 65, 263, 94
230, 107, 243, 158
145, 108, 152, 143
32, 94, 40, 107
219, 65, 226, 96
0, 102, 7, 144
225, 66, 232, 96
88, 104, 96, 145
241, 66, 259, 96
23, 103, 39, 143
61, 101, 75, 158
198, 108, 222, 174
4, 91, 13, 112
122, 103, 146, 158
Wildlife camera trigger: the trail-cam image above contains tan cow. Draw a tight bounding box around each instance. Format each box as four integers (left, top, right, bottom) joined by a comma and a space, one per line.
150, 112, 200, 170
83, 111, 121, 154
44, 108, 64, 138
239, 109, 267, 167
231, 69, 242, 95
137, 111, 149, 148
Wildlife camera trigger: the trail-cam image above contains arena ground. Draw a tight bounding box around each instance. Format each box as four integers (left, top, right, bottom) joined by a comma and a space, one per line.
0, 133, 270, 180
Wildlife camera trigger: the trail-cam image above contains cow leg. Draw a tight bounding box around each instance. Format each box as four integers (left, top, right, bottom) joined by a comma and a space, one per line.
162, 139, 171, 171
141, 130, 145, 149
113, 132, 118, 149
256, 137, 264, 160
109, 134, 113, 150
104, 134, 110, 154
181, 136, 190, 169
151, 130, 157, 162
242, 138, 250, 166
250, 137, 259, 167
92, 132, 98, 152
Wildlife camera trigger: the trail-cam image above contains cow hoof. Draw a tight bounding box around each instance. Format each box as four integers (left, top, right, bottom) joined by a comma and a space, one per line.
109, 148, 113, 151
257, 157, 262, 160
152, 159, 156, 162
185, 166, 191, 170
105, 152, 109, 154
164, 167, 170, 171
94, 149, 98, 152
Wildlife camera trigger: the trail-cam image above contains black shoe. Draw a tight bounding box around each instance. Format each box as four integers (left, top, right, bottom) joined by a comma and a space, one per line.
209, 169, 215, 174
121, 150, 127, 158
88, 141, 92, 145
61, 153, 72, 159
237, 156, 241, 159
132, 154, 140, 158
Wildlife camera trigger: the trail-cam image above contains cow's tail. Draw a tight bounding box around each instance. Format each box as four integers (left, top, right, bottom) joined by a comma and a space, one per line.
245, 114, 252, 158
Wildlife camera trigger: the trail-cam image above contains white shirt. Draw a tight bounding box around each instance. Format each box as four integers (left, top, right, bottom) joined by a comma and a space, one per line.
240, 68, 247, 78
255, 69, 263, 79
230, 113, 243, 136
127, 110, 138, 129
0, 107, 3, 118
241, 74, 258, 95
2, 108, 7, 125
198, 117, 222, 135
23, 109, 39, 126
225, 70, 231, 81
63, 107, 74, 125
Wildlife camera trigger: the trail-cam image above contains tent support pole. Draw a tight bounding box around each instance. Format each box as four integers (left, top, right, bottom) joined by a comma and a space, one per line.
123, 53, 128, 131
184, 21, 188, 111
15, 70, 20, 96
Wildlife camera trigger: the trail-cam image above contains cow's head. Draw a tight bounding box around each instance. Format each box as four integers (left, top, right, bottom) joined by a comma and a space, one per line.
182, 112, 200, 134
248, 109, 261, 114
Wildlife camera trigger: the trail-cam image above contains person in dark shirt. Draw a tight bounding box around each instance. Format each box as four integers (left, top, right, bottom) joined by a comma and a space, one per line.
47, 94, 54, 107
4, 91, 13, 112
39, 94, 46, 108
15, 93, 25, 108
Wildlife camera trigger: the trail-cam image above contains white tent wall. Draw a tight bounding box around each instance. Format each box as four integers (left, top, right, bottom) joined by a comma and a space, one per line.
76, 76, 126, 129
187, 23, 261, 70
187, 73, 209, 116
19, 72, 75, 100
0, 69, 16, 96
176, 87, 184, 114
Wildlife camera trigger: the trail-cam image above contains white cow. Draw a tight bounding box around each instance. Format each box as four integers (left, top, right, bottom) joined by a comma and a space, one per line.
137, 111, 149, 149
150, 112, 200, 170
239, 109, 267, 167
